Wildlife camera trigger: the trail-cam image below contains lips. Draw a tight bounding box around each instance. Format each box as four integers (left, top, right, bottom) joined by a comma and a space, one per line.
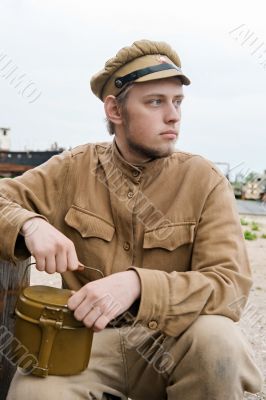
160, 130, 177, 139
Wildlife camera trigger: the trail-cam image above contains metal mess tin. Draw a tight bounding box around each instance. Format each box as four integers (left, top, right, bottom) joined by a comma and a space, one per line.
14, 285, 93, 377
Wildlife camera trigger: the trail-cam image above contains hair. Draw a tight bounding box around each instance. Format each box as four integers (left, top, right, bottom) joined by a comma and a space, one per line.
105, 84, 134, 135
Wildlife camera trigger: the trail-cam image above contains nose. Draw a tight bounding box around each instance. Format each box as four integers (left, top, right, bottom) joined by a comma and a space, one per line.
164, 102, 181, 124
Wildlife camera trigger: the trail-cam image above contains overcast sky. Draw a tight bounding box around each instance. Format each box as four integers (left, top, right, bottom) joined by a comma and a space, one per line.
0, 0, 265, 178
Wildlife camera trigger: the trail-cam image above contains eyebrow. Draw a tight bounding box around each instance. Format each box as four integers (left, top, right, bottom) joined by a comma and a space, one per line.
143, 93, 185, 99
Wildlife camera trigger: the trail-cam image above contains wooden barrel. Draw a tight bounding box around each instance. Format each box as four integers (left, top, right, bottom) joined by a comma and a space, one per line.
0, 259, 30, 400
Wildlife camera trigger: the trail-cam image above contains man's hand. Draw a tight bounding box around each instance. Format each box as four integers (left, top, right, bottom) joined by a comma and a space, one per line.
68, 270, 141, 332
21, 217, 80, 273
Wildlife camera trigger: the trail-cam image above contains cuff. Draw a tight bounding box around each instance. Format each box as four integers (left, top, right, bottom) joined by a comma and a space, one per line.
128, 267, 169, 331
2, 212, 48, 263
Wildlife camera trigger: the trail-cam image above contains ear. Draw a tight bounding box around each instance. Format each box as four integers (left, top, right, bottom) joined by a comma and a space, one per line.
104, 95, 123, 126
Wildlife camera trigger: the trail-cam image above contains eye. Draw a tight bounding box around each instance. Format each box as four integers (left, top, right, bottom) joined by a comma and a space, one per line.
174, 99, 183, 107
149, 98, 161, 106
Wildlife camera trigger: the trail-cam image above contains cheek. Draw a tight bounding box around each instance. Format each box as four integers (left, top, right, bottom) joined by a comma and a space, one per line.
127, 114, 145, 136
132, 114, 157, 137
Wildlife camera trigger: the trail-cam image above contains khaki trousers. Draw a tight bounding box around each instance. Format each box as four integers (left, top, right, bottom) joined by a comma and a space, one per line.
7, 315, 263, 400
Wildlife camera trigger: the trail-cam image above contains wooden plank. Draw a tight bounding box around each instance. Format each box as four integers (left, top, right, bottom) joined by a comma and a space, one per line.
0, 259, 30, 400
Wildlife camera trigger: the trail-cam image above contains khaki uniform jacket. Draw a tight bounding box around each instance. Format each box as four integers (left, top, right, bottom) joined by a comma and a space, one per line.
0, 141, 251, 337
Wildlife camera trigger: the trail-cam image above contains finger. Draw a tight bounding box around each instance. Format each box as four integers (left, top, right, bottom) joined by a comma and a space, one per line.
67, 289, 86, 310
66, 243, 80, 271
73, 298, 95, 321
97, 294, 122, 319
93, 314, 110, 332
103, 301, 122, 321
83, 305, 102, 328
44, 255, 56, 274
34, 255, 46, 272
55, 252, 68, 273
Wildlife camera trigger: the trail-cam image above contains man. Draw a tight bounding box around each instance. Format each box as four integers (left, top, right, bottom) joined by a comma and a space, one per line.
1, 40, 263, 399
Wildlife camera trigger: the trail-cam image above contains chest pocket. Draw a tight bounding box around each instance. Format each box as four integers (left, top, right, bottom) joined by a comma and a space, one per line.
64, 206, 115, 279
143, 222, 196, 272
65, 205, 115, 241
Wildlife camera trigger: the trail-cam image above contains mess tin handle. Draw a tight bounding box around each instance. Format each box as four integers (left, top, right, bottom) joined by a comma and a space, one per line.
34, 306, 64, 377
19, 262, 105, 287
13, 262, 105, 315
12, 262, 36, 317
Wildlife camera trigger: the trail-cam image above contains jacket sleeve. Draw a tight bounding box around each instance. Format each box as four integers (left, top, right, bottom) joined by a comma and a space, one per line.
0, 151, 71, 262
130, 177, 252, 337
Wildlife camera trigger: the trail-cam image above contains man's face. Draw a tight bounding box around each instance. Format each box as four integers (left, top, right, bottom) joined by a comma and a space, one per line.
117, 77, 184, 162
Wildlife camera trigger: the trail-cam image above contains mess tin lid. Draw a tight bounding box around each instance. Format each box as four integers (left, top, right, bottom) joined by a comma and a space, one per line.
16, 285, 84, 328
23, 285, 71, 305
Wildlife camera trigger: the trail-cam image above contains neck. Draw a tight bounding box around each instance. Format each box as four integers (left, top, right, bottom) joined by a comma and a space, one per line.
114, 137, 152, 165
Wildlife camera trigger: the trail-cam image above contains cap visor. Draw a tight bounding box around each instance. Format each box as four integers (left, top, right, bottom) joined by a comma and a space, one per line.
135, 69, 190, 85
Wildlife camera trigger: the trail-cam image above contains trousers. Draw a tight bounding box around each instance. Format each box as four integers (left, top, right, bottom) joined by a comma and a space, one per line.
7, 315, 263, 400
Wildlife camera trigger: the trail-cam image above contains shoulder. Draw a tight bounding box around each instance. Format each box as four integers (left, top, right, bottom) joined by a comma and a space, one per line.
69, 142, 112, 158
166, 150, 228, 195
170, 150, 225, 179
62, 142, 112, 169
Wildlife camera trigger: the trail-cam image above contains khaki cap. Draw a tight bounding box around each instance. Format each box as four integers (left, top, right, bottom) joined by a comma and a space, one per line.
90, 39, 190, 101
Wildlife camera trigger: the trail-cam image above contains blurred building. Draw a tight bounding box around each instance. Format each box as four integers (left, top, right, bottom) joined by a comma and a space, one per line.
0, 128, 64, 177
0, 127, 11, 151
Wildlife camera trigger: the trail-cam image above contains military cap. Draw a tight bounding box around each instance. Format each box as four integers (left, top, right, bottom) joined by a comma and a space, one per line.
90, 39, 190, 101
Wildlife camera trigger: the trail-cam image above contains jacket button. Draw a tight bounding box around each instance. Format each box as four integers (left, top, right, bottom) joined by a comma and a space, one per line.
123, 242, 130, 251
127, 191, 134, 198
148, 320, 158, 330
132, 170, 139, 177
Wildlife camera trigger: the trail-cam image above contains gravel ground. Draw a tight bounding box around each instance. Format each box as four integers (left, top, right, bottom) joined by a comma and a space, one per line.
30, 214, 266, 399
241, 215, 266, 400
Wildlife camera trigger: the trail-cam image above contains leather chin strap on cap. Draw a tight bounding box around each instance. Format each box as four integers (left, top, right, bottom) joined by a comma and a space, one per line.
114, 63, 181, 89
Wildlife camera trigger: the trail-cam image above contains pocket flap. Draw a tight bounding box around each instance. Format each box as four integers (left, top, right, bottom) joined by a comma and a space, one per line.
65, 206, 115, 241
143, 223, 195, 251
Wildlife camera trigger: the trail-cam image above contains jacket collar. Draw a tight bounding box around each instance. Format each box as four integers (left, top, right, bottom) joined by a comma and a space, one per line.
111, 139, 169, 181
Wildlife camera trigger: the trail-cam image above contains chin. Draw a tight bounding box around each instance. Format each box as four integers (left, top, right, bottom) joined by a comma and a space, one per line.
161, 148, 175, 158
149, 145, 175, 159
160, 143, 176, 156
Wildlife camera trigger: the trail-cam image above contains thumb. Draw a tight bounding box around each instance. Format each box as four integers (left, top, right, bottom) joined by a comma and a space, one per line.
78, 262, 85, 271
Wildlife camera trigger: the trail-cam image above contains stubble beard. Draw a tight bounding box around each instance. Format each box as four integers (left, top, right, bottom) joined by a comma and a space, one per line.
125, 135, 176, 160
122, 112, 178, 161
